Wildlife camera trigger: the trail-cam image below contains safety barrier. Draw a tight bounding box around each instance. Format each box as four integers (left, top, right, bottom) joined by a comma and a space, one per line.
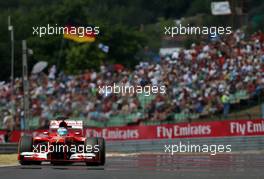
106, 135, 264, 152
0, 143, 18, 154
1, 135, 264, 154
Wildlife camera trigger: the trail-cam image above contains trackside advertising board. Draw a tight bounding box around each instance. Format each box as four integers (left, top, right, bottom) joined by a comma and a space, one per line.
85, 119, 264, 140
0, 119, 264, 143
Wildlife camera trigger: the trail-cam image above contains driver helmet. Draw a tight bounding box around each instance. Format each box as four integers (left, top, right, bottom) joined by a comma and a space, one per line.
57, 127, 68, 136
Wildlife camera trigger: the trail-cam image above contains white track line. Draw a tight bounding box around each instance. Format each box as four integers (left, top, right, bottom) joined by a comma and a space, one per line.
0, 164, 18, 167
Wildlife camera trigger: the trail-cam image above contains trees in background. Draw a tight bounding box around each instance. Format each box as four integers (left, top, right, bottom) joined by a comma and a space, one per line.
0, 0, 263, 80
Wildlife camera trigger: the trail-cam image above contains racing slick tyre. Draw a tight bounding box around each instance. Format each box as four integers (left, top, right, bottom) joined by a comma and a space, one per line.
19, 135, 41, 165
97, 138, 105, 165
85, 137, 105, 166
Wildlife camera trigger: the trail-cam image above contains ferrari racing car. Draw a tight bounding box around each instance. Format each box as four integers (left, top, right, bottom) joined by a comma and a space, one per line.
18, 117, 105, 166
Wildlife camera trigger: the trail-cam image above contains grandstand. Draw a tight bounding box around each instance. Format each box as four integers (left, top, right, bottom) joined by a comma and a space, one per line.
0, 29, 263, 130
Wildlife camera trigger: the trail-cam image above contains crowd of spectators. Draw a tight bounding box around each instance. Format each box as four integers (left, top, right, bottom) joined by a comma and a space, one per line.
1, 29, 264, 130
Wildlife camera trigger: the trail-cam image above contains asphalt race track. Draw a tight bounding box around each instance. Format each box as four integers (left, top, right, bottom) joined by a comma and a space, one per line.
0, 153, 263, 179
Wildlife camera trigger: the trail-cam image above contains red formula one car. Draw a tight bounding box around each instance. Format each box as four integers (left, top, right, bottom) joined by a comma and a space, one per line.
18, 117, 105, 166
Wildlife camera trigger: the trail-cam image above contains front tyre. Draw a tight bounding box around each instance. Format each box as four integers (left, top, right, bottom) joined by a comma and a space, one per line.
97, 138, 105, 165
19, 135, 32, 165
85, 137, 105, 166
18, 135, 41, 165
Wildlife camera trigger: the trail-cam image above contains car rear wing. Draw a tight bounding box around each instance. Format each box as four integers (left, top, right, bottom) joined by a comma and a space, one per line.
49, 120, 83, 129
